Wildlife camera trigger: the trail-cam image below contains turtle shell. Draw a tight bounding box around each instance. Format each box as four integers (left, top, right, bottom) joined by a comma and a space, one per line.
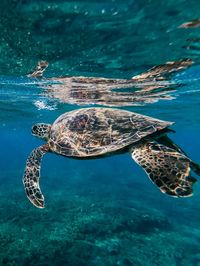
48, 108, 173, 157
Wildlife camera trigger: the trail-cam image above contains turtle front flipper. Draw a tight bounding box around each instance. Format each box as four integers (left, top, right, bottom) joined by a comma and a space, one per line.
23, 144, 50, 208
130, 140, 197, 197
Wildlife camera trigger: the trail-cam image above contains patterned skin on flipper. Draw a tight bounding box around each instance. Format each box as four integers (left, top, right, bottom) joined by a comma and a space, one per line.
49, 108, 172, 158
131, 140, 196, 197
23, 144, 49, 208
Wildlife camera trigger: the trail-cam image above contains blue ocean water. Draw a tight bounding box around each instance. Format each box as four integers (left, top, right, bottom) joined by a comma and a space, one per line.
1, 1, 200, 265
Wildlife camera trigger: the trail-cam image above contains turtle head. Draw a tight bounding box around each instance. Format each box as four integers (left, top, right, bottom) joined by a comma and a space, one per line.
32, 123, 51, 140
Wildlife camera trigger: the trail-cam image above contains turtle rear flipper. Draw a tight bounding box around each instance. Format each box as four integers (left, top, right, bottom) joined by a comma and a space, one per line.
157, 134, 200, 176
23, 144, 49, 208
130, 140, 196, 197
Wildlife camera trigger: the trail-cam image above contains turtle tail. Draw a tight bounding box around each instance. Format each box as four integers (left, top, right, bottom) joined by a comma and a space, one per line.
23, 144, 49, 208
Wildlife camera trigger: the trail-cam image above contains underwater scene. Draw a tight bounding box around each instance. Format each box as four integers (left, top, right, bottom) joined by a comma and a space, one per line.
1, 0, 200, 265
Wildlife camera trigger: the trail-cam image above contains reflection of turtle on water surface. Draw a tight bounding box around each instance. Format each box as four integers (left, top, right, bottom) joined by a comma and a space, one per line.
179, 18, 200, 28
27, 59, 193, 107
23, 107, 200, 208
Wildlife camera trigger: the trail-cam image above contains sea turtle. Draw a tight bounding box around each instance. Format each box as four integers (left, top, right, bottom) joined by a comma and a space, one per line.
23, 107, 200, 208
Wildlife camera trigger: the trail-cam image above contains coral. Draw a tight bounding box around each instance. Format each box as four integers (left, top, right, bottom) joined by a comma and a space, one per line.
1, 178, 200, 265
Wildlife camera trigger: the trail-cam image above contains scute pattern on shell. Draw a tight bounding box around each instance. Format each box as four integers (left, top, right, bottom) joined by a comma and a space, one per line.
49, 108, 173, 157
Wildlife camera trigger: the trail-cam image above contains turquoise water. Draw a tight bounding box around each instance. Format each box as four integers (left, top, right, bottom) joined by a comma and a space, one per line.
1, 1, 200, 265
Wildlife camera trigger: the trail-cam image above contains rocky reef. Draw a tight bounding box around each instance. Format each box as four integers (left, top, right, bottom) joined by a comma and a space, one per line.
1, 172, 200, 266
